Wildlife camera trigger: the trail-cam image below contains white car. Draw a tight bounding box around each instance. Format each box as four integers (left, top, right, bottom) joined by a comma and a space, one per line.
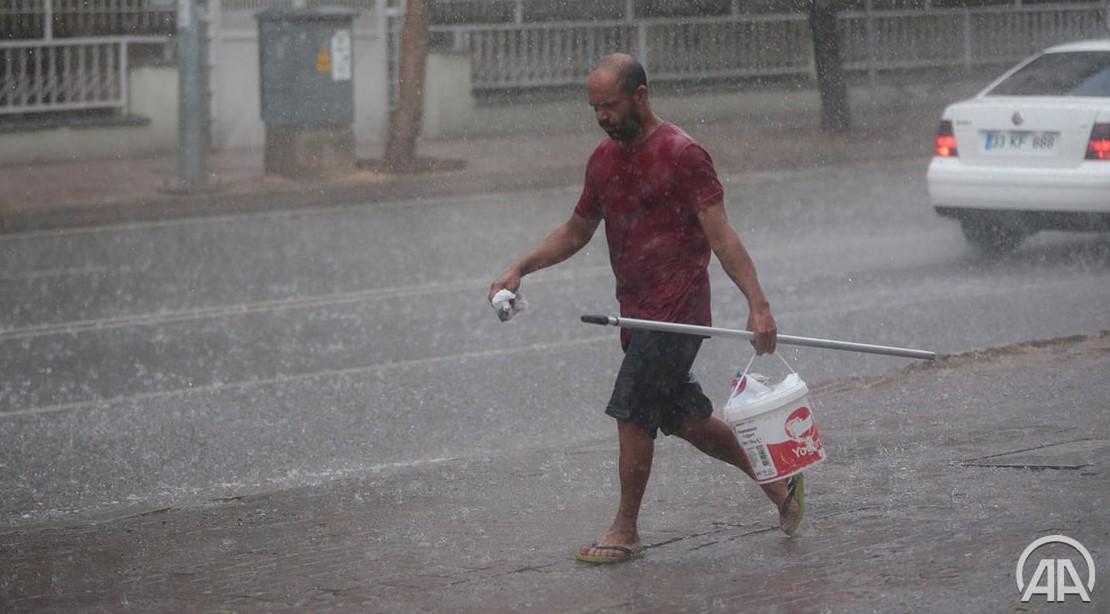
927, 39, 1110, 252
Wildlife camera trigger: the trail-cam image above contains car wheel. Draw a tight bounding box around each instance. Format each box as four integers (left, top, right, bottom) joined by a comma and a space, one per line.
960, 217, 1027, 254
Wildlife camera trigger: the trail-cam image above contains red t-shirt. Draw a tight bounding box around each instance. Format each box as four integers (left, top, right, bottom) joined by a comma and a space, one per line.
574, 122, 724, 349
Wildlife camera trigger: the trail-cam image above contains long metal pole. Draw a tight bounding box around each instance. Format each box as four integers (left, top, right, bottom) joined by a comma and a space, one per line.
581, 315, 937, 361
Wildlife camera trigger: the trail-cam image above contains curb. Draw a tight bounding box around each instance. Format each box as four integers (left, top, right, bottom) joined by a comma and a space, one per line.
0, 163, 587, 234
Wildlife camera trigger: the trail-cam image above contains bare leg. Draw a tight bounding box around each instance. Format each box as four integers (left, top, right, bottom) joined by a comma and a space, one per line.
673, 415, 801, 530
578, 419, 653, 558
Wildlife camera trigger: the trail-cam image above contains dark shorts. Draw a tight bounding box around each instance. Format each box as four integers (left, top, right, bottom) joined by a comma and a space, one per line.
605, 330, 714, 439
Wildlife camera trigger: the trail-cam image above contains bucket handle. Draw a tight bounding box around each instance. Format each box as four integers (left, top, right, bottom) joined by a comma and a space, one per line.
728, 352, 798, 399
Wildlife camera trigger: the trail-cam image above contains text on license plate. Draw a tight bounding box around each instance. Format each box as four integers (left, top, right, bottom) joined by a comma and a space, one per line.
982, 130, 1059, 154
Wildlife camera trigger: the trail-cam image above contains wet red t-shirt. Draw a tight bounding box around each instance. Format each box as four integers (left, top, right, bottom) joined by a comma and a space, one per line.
574, 122, 724, 349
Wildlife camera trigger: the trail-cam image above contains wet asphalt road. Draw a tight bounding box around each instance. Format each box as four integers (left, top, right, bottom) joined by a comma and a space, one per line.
2, 158, 1109, 525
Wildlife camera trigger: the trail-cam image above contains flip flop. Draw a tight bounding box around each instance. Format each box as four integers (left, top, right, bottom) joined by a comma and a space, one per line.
779, 472, 806, 537
575, 543, 644, 564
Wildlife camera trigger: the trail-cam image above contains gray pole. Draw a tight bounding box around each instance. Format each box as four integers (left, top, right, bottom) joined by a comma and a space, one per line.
864, 0, 878, 115
176, 0, 208, 192
581, 315, 937, 361
44, 0, 54, 41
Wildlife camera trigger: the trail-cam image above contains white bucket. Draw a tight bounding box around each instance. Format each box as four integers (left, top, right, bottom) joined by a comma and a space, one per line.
723, 355, 826, 484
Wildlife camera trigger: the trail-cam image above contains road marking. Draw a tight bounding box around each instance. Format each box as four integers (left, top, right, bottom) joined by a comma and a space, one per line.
0, 269, 983, 419
0, 265, 140, 282
0, 265, 613, 342
5, 266, 1105, 417
0, 228, 949, 341
0, 335, 613, 419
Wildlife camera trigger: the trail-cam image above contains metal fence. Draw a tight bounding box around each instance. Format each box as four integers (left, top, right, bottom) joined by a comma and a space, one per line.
0, 35, 165, 115
0, 0, 175, 39
220, 0, 378, 10
646, 14, 813, 81
1, 0, 172, 116
839, 5, 1109, 70
429, 3, 1110, 91
5, 1, 1109, 116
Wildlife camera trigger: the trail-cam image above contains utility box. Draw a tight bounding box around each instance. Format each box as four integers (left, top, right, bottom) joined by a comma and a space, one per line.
256, 8, 357, 179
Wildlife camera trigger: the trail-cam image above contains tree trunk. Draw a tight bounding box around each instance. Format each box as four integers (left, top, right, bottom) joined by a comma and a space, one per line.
808, 0, 850, 132
384, 0, 429, 170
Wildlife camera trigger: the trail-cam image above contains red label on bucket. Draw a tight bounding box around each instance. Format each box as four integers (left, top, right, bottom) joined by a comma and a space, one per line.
731, 400, 826, 483
785, 406, 818, 442
766, 406, 823, 476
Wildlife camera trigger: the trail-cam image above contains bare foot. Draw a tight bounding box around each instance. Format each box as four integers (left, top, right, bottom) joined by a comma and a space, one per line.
777, 473, 806, 536
779, 495, 801, 532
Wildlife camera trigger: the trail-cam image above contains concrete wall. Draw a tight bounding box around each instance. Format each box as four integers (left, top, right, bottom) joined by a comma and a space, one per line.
421, 52, 474, 138
0, 66, 178, 165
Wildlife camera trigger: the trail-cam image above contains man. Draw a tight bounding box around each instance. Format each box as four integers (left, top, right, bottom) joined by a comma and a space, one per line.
488, 54, 805, 564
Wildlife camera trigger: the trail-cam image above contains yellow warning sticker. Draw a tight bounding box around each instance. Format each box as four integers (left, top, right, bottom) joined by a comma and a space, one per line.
316, 46, 332, 74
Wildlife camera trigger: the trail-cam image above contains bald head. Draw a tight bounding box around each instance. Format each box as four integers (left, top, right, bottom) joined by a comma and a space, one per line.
592, 53, 648, 96
586, 53, 656, 142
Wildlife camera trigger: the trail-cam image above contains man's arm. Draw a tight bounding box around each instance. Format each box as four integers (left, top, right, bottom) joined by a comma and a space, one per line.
488, 212, 601, 301
697, 202, 778, 354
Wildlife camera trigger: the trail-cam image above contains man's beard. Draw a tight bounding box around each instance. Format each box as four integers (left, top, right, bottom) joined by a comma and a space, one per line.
600, 112, 642, 141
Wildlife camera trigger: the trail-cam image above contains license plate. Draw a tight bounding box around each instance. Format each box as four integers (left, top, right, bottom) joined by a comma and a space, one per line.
982, 130, 1059, 154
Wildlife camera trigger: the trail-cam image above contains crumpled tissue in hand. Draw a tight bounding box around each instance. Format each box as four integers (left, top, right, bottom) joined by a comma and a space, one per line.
491, 289, 527, 322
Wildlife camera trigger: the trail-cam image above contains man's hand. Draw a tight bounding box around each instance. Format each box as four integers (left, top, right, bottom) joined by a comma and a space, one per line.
489, 267, 522, 303
747, 302, 777, 355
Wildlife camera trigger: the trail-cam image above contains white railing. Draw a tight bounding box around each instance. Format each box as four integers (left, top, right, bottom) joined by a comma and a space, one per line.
0, 36, 164, 115
839, 5, 1109, 71
1, 0, 172, 116
221, 0, 377, 10
430, 3, 1110, 91
645, 14, 813, 81
459, 20, 638, 88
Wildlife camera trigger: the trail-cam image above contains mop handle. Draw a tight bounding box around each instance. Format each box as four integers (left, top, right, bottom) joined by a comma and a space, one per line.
580, 315, 937, 361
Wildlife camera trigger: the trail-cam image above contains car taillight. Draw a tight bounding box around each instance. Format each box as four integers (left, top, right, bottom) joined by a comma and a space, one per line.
935, 120, 958, 157
1086, 124, 1110, 161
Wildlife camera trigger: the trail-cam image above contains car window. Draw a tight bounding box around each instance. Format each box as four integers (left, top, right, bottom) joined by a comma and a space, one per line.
986, 51, 1110, 97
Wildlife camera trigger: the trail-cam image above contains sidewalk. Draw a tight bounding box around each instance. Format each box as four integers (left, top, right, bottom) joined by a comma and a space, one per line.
2, 333, 1107, 612
0, 101, 942, 234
